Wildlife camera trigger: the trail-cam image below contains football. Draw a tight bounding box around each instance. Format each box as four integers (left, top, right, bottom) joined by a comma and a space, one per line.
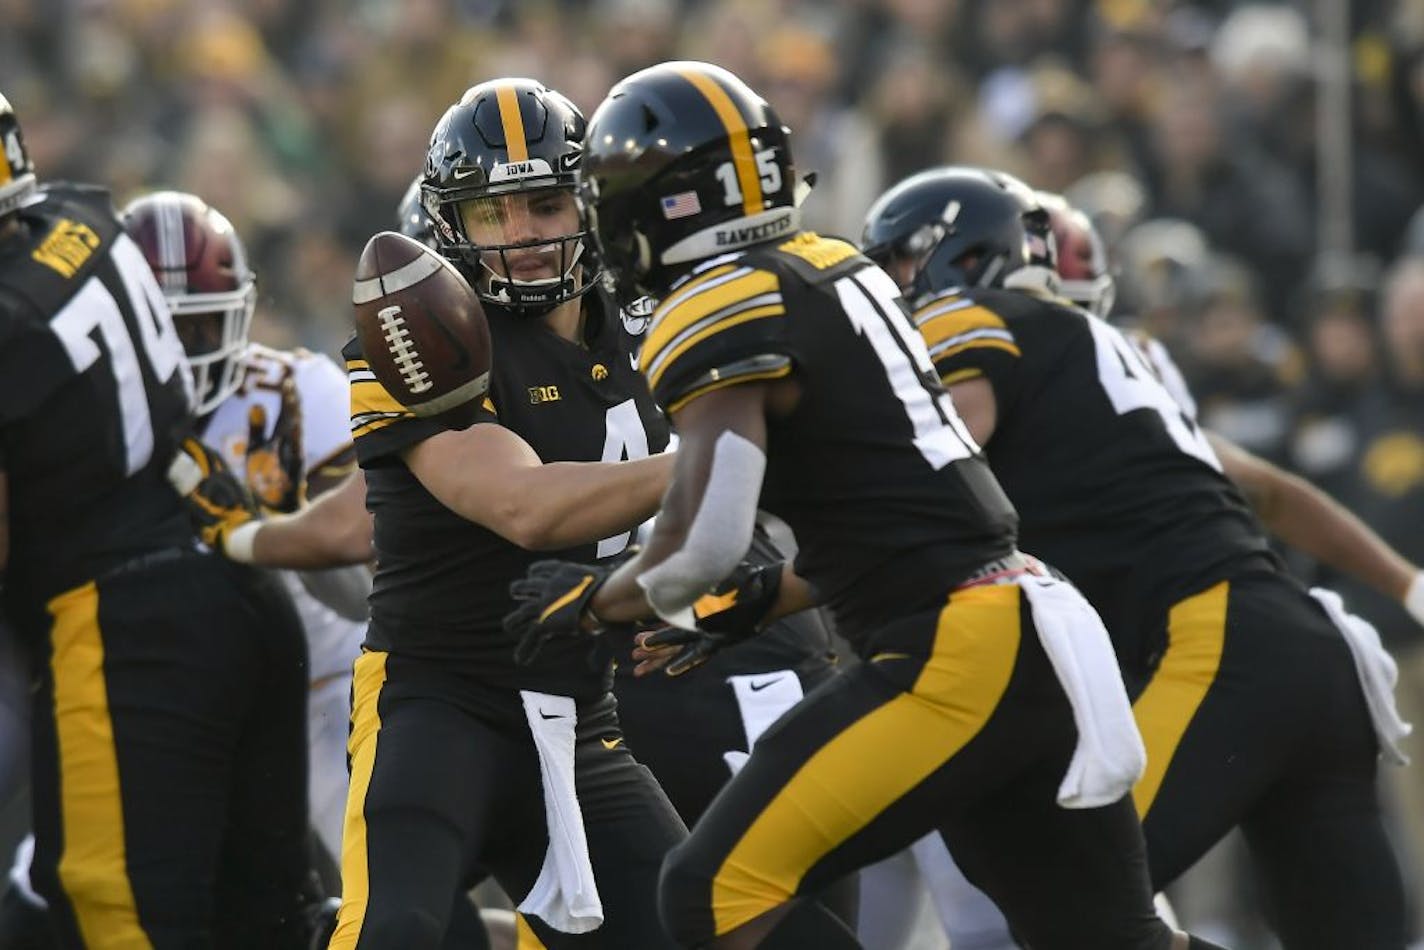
351, 230, 492, 420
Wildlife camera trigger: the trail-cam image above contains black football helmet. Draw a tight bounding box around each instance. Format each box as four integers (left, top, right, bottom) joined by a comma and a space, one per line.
861, 166, 1055, 304
579, 61, 799, 303
0, 92, 36, 220
122, 192, 256, 416
396, 173, 439, 250
421, 78, 595, 317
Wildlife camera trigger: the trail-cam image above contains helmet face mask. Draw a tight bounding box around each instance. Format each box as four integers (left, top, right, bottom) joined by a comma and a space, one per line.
422, 79, 597, 317
0, 92, 37, 220
454, 189, 587, 310
121, 191, 256, 416
579, 61, 800, 304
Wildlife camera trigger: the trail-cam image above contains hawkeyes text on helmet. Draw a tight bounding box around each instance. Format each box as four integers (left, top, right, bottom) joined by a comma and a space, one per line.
421, 79, 597, 317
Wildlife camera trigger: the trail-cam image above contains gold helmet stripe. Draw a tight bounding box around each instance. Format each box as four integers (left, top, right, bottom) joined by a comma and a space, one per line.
678, 68, 762, 219
495, 85, 529, 163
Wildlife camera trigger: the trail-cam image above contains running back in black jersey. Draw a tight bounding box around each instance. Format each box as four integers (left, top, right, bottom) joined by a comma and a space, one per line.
347, 289, 670, 696
920, 286, 1273, 666
0, 184, 194, 620
643, 232, 1018, 643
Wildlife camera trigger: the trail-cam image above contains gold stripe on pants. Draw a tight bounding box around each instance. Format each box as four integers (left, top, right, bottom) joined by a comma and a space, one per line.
329, 650, 389, 949
1131, 581, 1229, 817
710, 583, 1022, 935
48, 581, 151, 949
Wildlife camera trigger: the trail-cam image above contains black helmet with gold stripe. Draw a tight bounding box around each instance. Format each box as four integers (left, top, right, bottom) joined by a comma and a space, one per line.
580, 61, 798, 303
0, 92, 36, 220
422, 78, 596, 317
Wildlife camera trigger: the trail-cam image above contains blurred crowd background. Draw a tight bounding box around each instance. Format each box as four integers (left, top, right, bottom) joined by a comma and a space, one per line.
4, 0, 1424, 944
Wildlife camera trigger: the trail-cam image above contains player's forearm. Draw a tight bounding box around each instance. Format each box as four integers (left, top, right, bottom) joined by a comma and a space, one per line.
765, 566, 818, 621
1256, 468, 1413, 598
249, 472, 374, 569
1214, 434, 1415, 599
251, 511, 374, 569
495, 452, 674, 551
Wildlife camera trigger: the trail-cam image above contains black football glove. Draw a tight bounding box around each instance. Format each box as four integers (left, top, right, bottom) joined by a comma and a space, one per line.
635, 559, 784, 677
245, 376, 306, 514
506, 560, 611, 666
166, 436, 259, 554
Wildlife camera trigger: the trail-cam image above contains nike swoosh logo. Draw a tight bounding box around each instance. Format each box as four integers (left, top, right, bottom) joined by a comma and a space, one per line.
748, 678, 780, 692
452, 166, 481, 180
539, 711, 565, 720
600, 737, 623, 750
628, 352, 639, 372
560, 151, 582, 171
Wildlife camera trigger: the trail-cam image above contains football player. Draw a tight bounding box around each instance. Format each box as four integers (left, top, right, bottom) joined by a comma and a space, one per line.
122, 190, 368, 870
0, 92, 312, 947
165, 170, 857, 945
506, 61, 1222, 950
861, 165, 1409, 948
327, 78, 687, 950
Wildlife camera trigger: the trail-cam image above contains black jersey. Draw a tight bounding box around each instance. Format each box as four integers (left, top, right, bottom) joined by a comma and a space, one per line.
921, 287, 1273, 668
0, 184, 194, 622
642, 232, 1018, 646
347, 290, 670, 697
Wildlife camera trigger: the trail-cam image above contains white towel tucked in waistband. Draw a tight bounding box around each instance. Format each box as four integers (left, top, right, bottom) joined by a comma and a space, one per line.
1019, 573, 1146, 808
722, 669, 805, 776
1309, 588, 1412, 766
517, 691, 604, 934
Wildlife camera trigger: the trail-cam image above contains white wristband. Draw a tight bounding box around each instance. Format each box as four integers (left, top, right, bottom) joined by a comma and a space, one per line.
1405, 571, 1424, 627
224, 522, 262, 565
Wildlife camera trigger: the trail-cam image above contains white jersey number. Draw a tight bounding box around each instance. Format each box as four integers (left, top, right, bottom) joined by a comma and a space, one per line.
596, 398, 653, 558
1087, 318, 1220, 470
50, 235, 188, 474
834, 266, 979, 469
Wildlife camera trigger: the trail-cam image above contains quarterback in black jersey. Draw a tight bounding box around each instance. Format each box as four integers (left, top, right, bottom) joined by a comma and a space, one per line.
863, 166, 1407, 948
328, 79, 687, 950
507, 63, 1224, 950
0, 94, 312, 947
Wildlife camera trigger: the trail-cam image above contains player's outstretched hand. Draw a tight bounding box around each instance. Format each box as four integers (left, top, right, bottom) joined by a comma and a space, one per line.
166, 436, 259, 555
631, 558, 785, 677
245, 375, 305, 514
506, 560, 611, 666
633, 626, 723, 677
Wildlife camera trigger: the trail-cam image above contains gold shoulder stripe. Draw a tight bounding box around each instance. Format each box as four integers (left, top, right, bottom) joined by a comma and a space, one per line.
648, 303, 784, 391
352, 415, 405, 440
679, 69, 760, 218
915, 303, 1007, 351
932, 337, 1022, 363
666, 362, 793, 415
496, 85, 528, 162
777, 232, 858, 270
939, 367, 986, 386
482, 395, 496, 415
644, 269, 779, 366
350, 378, 411, 418
347, 359, 370, 372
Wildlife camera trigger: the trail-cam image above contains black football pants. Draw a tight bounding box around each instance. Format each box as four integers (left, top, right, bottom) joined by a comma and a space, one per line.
27, 551, 311, 949
329, 652, 687, 950
1130, 571, 1407, 949
659, 583, 1173, 949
